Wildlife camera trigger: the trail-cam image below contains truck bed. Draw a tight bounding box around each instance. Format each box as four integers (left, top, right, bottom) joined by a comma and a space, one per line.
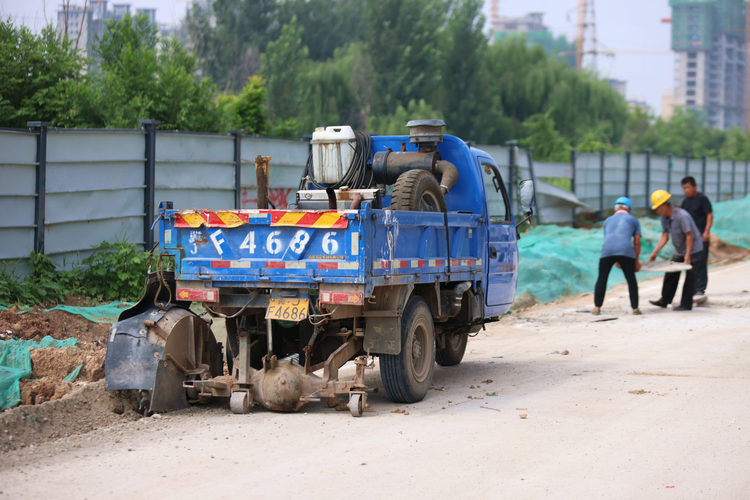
159, 203, 484, 294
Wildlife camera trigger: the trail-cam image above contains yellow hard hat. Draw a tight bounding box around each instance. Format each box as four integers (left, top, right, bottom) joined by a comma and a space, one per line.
651, 189, 671, 210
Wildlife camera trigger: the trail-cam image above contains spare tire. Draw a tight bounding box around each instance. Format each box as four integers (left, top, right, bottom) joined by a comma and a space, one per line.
390, 169, 446, 212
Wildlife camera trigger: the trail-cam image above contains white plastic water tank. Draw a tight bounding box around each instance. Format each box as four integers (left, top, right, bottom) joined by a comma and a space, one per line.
311, 125, 356, 184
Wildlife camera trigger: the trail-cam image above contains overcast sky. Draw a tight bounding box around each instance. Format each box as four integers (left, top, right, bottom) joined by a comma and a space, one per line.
1, 0, 674, 114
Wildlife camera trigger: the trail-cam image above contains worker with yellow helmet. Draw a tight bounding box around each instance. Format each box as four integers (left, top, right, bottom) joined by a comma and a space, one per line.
647, 189, 704, 311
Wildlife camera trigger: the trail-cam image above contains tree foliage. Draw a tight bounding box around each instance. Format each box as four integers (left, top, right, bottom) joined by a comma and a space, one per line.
0, 20, 85, 127
63, 14, 224, 131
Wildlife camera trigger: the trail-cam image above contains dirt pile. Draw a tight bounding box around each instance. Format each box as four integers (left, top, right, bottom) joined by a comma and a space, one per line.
709, 234, 750, 263
1, 301, 110, 408
0, 380, 141, 453
0, 307, 109, 344
18, 346, 107, 405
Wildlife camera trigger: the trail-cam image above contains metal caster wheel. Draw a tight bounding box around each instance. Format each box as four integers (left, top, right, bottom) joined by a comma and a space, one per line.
349, 393, 364, 417
230, 391, 251, 414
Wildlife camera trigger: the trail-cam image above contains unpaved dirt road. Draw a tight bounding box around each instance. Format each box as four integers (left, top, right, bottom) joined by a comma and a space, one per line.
2, 262, 749, 499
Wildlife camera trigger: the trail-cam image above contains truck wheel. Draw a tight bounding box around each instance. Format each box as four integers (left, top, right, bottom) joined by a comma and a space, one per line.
390, 169, 446, 212
380, 296, 436, 403
436, 332, 468, 366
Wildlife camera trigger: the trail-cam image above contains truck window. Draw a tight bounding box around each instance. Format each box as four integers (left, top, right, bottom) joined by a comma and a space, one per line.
481, 162, 511, 224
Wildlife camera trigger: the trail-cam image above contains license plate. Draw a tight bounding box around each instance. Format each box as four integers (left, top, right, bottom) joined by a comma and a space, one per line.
266, 298, 309, 321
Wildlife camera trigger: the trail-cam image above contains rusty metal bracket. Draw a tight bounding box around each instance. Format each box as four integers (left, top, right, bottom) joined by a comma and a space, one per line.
322, 337, 363, 384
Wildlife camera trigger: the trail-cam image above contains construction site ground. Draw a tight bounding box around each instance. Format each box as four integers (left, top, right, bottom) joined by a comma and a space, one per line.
1, 261, 749, 499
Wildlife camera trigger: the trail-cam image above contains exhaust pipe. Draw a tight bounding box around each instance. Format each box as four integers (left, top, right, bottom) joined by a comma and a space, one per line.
326, 187, 337, 209
435, 160, 458, 195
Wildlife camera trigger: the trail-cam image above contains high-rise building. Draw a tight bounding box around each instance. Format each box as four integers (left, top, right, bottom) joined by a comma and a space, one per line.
670, 0, 746, 129
491, 12, 577, 67
57, 2, 161, 64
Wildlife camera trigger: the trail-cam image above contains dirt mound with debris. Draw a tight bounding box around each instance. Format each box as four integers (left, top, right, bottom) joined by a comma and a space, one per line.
30, 346, 105, 381
709, 234, 750, 263
0, 307, 109, 345
17, 346, 107, 406
0, 380, 141, 453
1, 301, 110, 408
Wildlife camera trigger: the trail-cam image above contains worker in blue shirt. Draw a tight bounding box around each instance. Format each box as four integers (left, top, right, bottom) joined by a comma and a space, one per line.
593, 197, 642, 316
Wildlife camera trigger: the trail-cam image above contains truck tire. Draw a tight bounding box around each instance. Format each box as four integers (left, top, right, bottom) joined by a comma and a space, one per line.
380, 296, 436, 403
390, 169, 446, 212
436, 332, 468, 366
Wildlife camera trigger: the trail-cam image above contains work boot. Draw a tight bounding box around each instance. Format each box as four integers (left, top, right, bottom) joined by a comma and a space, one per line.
649, 299, 668, 308
673, 304, 691, 311
632, 308, 642, 315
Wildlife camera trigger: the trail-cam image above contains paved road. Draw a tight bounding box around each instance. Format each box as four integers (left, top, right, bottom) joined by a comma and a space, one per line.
2, 262, 749, 499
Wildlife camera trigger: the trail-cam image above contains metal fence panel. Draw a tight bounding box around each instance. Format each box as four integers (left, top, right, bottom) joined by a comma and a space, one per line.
155, 132, 235, 211
0, 130, 38, 266
45, 130, 146, 261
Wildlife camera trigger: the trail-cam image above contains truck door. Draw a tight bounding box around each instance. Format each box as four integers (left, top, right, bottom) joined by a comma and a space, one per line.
479, 157, 517, 306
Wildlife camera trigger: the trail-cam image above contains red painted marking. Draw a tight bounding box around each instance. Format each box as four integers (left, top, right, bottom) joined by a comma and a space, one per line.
417, 260, 425, 267
321, 291, 363, 305
210, 261, 230, 268
265, 262, 285, 269
317, 262, 338, 270
297, 212, 323, 226
176, 288, 218, 302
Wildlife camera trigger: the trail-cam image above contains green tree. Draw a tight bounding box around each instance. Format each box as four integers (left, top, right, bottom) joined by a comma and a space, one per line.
262, 16, 309, 124
622, 108, 726, 158
66, 14, 224, 132
439, 0, 501, 143
369, 99, 445, 135
218, 75, 269, 134
277, 0, 364, 61
0, 20, 85, 127
518, 112, 570, 162
186, 0, 276, 91
483, 37, 628, 145
364, 0, 449, 114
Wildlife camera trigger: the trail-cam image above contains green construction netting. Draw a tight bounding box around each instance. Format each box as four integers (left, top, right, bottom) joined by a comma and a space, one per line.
0, 336, 79, 410
517, 194, 750, 304
711, 195, 750, 249
44, 301, 134, 324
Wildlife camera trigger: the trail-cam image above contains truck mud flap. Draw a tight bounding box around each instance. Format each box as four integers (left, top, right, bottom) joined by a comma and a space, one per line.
364, 317, 401, 354
105, 310, 166, 391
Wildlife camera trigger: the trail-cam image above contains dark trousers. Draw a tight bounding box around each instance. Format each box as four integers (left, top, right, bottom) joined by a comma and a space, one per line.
694, 239, 710, 292
595, 256, 638, 309
661, 252, 701, 309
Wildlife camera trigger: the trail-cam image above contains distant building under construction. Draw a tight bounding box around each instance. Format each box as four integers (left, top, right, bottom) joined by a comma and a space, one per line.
491, 11, 576, 67
670, 0, 746, 129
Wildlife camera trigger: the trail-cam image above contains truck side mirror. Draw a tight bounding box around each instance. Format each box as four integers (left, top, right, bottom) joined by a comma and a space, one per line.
519, 179, 536, 215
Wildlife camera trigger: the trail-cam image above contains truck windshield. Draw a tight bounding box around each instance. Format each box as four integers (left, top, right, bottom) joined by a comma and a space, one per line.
481, 161, 511, 224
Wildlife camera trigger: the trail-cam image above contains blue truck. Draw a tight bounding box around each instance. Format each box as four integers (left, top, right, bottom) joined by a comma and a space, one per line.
105, 120, 535, 416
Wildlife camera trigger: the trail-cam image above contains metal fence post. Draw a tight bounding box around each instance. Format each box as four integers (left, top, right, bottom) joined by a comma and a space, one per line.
717, 157, 722, 202
731, 159, 736, 200
685, 154, 690, 177
230, 130, 243, 209
505, 140, 517, 212
701, 155, 707, 194
570, 149, 577, 228
599, 149, 605, 220
625, 151, 631, 198
667, 154, 673, 195
645, 149, 652, 216
27, 121, 51, 254
140, 119, 160, 249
